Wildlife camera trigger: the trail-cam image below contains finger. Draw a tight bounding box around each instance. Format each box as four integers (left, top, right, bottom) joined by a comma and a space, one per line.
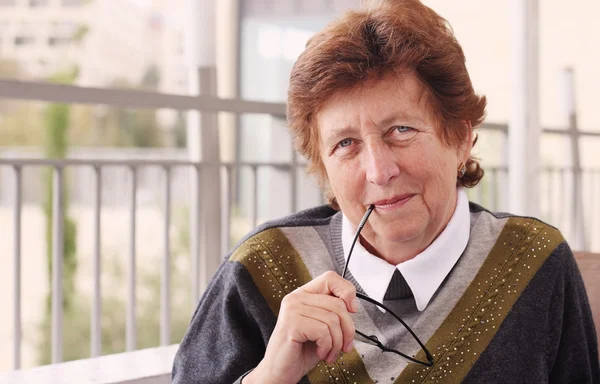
292, 315, 333, 362
279, 295, 337, 360
298, 294, 355, 353
300, 307, 344, 363
300, 271, 358, 313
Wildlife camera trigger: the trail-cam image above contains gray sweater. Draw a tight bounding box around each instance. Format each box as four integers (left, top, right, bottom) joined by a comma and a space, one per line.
172, 203, 600, 383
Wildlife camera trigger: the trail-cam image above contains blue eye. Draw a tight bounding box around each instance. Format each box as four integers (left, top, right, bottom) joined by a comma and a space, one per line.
339, 138, 353, 148
396, 126, 412, 133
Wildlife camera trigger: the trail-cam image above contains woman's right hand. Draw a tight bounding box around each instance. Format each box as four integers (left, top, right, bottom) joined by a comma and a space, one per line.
244, 271, 358, 384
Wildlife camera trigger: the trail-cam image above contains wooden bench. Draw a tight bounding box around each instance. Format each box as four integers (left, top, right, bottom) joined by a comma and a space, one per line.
573, 251, 600, 350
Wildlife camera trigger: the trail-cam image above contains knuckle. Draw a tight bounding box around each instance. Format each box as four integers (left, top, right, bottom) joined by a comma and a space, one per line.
347, 281, 357, 293
326, 312, 340, 326
322, 334, 333, 349
280, 295, 293, 310
318, 322, 331, 338
281, 293, 298, 307
346, 322, 356, 337
280, 295, 301, 315
343, 279, 356, 293
349, 320, 356, 333
332, 297, 346, 312
323, 270, 338, 280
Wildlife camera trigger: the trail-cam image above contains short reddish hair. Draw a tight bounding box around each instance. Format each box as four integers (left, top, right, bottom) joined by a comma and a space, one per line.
287, 0, 486, 203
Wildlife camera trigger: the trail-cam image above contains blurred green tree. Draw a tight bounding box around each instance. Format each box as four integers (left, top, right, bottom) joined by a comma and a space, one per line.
37, 66, 79, 364
37, 204, 193, 364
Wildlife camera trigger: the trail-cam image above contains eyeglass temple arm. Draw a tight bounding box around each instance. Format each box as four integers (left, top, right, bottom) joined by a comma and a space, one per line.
341, 204, 434, 367
341, 205, 375, 279
355, 329, 432, 367
356, 292, 434, 367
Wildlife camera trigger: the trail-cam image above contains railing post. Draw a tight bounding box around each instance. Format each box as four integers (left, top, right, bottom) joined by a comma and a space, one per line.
190, 164, 201, 309
558, 168, 565, 226
221, 165, 232, 255
500, 132, 509, 213
198, 68, 222, 293
251, 165, 258, 228
560, 68, 586, 250
186, 0, 222, 296
509, 0, 540, 218
161, 166, 172, 346
51, 166, 65, 364
12, 166, 22, 370
596, 170, 600, 248
127, 166, 137, 351
91, 166, 102, 357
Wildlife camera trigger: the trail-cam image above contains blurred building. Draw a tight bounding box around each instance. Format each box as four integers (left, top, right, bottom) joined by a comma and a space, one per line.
146, 0, 187, 94
0, 0, 186, 94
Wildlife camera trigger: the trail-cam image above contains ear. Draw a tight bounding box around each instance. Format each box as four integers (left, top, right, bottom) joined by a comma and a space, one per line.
458, 120, 474, 164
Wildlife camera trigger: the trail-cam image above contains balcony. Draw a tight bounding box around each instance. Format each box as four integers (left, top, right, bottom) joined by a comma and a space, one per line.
0, 75, 599, 383
0, 345, 177, 384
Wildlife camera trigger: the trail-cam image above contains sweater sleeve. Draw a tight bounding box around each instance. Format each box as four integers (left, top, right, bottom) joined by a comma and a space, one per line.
171, 259, 277, 384
548, 242, 600, 383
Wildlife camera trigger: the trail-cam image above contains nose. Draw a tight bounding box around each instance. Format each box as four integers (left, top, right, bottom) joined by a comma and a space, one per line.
364, 140, 400, 186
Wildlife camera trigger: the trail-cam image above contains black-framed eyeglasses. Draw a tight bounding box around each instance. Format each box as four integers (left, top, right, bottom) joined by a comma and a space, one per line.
341, 205, 434, 367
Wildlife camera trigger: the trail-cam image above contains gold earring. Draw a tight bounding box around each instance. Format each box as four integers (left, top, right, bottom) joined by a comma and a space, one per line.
458, 162, 466, 178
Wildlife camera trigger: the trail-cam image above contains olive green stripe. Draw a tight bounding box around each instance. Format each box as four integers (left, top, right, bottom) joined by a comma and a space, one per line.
230, 228, 313, 315
229, 227, 375, 383
397, 218, 564, 384
307, 351, 375, 384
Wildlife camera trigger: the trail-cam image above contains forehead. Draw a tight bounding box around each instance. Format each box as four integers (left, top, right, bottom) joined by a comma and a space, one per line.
316, 70, 435, 135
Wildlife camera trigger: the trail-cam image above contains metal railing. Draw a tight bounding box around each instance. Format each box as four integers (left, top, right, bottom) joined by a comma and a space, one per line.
0, 156, 317, 370
2, 154, 597, 373
1, 78, 599, 380
466, 164, 600, 251
0, 75, 292, 372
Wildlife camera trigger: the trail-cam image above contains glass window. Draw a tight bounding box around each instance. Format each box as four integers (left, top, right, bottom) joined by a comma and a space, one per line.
0, 22, 10, 36
29, 0, 49, 7
48, 22, 77, 46
47, 36, 69, 46
238, 2, 355, 220
62, 0, 85, 6
13, 22, 41, 47
14, 35, 35, 46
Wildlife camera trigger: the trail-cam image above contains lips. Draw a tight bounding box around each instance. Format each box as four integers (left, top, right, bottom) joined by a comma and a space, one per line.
371, 194, 414, 209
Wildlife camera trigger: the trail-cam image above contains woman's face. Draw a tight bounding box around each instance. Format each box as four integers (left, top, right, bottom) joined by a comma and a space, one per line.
317, 71, 472, 259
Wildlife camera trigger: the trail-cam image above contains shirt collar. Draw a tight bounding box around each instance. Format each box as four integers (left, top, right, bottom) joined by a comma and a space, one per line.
341, 188, 470, 311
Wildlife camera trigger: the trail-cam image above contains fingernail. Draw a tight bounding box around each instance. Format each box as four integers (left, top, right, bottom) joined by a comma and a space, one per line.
351, 298, 359, 312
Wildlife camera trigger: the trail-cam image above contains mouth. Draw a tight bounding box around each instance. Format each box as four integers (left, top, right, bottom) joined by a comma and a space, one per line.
370, 194, 414, 210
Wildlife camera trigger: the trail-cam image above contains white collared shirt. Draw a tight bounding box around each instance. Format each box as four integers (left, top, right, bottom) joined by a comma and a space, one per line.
341, 188, 470, 311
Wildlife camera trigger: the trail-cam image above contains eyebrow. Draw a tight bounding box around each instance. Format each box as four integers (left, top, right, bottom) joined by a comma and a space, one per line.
374, 114, 404, 129
325, 126, 355, 142
324, 113, 421, 144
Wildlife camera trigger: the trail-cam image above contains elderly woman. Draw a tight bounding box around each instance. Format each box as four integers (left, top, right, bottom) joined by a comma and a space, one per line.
172, 1, 599, 383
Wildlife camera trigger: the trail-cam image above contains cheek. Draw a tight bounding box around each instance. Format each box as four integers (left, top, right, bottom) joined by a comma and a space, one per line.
324, 159, 364, 199
411, 143, 457, 187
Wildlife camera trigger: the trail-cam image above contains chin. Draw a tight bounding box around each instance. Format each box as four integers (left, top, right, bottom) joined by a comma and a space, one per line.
377, 223, 425, 244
